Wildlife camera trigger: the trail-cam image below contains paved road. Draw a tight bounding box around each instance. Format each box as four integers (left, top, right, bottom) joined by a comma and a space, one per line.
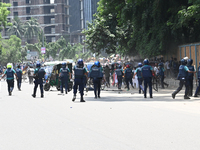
0, 81, 200, 150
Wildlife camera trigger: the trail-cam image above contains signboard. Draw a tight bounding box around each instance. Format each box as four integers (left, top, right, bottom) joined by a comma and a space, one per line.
41, 47, 46, 54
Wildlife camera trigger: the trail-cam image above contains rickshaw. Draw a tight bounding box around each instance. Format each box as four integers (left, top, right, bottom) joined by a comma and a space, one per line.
43, 60, 73, 92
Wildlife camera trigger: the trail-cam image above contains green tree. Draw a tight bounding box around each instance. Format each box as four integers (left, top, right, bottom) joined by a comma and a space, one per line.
0, 2, 11, 32
84, 0, 198, 57
0, 35, 21, 64
7, 17, 25, 38
24, 17, 41, 40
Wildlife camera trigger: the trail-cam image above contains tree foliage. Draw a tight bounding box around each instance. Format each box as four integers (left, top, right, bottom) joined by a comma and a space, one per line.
84, 0, 200, 57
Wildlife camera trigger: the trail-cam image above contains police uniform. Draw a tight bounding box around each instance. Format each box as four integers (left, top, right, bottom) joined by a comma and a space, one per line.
172, 60, 190, 99
187, 65, 195, 96
194, 65, 200, 97
124, 67, 133, 90
158, 64, 168, 89
115, 68, 123, 90
141, 64, 153, 98
135, 67, 144, 93
72, 64, 87, 102
89, 65, 103, 98
16, 67, 22, 90
32, 66, 46, 98
4, 68, 16, 95
60, 67, 70, 94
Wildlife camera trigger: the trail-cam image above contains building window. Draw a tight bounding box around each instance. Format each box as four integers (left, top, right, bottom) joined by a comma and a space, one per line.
52, 37, 56, 42
51, 18, 55, 24
26, 7, 31, 14
3, 0, 10, 3
50, 9, 55, 14
26, 17, 31, 20
51, 28, 55, 34
13, 2, 18, 6
50, 0, 55, 4
26, 0, 31, 4
14, 12, 18, 16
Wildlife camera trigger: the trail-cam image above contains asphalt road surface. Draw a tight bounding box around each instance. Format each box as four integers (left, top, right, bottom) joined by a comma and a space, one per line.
0, 80, 200, 150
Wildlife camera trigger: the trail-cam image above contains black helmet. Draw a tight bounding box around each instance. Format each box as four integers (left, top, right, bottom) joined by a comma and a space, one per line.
181, 59, 187, 65
187, 59, 193, 66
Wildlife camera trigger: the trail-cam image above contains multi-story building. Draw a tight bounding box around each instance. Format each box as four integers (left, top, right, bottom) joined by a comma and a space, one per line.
2, 0, 99, 48
2, 0, 70, 43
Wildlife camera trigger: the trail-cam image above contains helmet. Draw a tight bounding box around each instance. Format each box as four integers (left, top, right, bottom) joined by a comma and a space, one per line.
126, 64, 130, 68
118, 65, 122, 69
62, 62, 66, 67
36, 63, 41, 68
181, 59, 187, 65
77, 59, 83, 65
138, 63, 142, 67
143, 59, 149, 65
7, 63, 12, 68
187, 59, 193, 65
158, 62, 163, 66
94, 61, 100, 67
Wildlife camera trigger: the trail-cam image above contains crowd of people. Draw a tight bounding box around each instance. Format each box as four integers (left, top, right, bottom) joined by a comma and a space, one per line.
0, 56, 200, 101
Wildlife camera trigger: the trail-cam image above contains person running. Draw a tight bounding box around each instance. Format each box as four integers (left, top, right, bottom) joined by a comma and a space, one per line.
172, 59, 195, 99
0, 63, 18, 96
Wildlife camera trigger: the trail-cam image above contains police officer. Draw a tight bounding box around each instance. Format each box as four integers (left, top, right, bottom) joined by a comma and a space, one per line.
194, 61, 200, 97
89, 61, 103, 98
124, 64, 134, 91
115, 65, 124, 90
59, 62, 71, 94
16, 65, 22, 91
0, 63, 18, 96
32, 63, 46, 98
172, 59, 195, 99
133, 62, 144, 94
158, 62, 169, 89
141, 59, 153, 98
72, 59, 87, 102
187, 59, 195, 96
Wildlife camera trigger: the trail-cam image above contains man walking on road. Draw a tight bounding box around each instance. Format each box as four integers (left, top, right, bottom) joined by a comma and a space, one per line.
16, 65, 22, 91
0, 63, 18, 96
141, 59, 153, 98
32, 63, 46, 98
172, 59, 195, 99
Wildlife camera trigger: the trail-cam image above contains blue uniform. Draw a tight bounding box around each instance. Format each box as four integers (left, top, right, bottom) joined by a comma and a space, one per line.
135, 67, 144, 93
73, 65, 87, 97
59, 67, 70, 94
33, 67, 46, 97
125, 68, 133, 90
115, 69, 123, 89
4, 68, 16, 94
16, 68, 22, 90
187, 65, 195, 96
89, 66, 103, 98
172, 65, 189, 98
194, 66, 200, 96
159, 67, 168, 88
141, 65, 153, 98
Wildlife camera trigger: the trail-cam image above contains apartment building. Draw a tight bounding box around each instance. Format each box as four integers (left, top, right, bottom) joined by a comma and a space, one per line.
2, 0, 70, 43
2, 0, 99, 45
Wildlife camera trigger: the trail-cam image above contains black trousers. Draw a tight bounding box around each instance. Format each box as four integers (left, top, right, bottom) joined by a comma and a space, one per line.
7, 79, 14, 93
93, 78, 101, 97
172, 79, 188, 97
33, 79, 44, 96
